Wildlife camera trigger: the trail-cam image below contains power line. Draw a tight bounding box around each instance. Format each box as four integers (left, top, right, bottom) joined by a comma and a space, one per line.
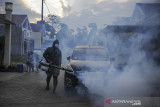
44, 1, 51, 15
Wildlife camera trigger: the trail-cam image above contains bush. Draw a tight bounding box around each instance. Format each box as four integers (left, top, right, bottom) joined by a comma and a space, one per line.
7, 64, 17, 69
11, 55, 27, 64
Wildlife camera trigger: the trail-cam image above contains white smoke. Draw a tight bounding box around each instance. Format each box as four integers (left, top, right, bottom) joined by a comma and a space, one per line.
77, 31, 160, 97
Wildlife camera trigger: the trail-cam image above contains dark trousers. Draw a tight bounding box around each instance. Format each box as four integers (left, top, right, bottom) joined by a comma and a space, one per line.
29, 63, 34, 72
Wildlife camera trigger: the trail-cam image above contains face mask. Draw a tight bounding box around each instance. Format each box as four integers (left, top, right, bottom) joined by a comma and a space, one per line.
55, 44, 59, 48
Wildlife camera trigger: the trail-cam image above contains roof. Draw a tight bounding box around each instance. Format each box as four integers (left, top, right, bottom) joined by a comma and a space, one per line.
75, 45, 104, 49
30, 23, 44, 32
104, 25, 160, 33
12, 15, 27, 26
130, 3, 160, 25
133, 3, 160, 19
136, 3, 160, 16
0, 14, 27, 26
0, 17, 15, 25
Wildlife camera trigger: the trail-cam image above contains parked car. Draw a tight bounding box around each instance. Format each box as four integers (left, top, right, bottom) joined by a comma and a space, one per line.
64, 45, 111, 93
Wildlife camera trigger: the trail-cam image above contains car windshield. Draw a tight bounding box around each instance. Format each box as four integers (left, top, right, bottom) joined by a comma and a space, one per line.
72, 48, 109, 61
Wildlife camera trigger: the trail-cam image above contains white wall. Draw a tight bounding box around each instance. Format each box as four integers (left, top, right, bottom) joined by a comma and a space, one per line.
31, 32, 42, 49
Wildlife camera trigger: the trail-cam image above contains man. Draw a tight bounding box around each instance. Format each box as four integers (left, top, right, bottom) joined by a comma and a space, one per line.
43, 40, 62, 93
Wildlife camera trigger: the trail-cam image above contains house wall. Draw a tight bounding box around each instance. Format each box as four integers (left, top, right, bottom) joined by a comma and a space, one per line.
22, 27, 33, 53
0, 16, 34, 56
31, 32, 42, 50
22, 27, 32, 39
130, 5, 144, 25
11, 26, 23, 56
24, 39, 34, 53
11, 26, 33, 56
142, 15, 160, 25
0, 25, 24, 56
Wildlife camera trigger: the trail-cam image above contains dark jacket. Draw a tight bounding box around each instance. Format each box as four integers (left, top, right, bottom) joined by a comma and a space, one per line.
43, 42, 62, 66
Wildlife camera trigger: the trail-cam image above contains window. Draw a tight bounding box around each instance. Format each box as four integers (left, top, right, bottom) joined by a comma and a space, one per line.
72, 48, 109, 61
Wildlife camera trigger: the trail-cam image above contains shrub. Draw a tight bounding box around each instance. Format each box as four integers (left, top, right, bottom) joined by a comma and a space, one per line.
11, 55, 27, 64
7, 64, 17, 69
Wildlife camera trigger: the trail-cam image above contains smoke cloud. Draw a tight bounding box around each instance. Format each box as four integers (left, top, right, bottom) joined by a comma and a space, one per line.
41, 3, 160, 103
77, 28, 160, 98
56, 17, 160, 100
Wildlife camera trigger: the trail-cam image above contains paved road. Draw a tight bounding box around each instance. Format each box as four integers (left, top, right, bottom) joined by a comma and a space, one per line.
1, 70, 159, 107
0, 71, 97, 107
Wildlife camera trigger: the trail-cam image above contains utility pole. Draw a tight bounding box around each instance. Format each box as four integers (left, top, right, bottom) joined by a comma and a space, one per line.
4, 2, 13, 67
41, 0, 44, 23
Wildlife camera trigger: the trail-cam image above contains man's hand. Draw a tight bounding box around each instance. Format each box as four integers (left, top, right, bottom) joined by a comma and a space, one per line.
46, 59, 51, 63
47, 60, 53, 65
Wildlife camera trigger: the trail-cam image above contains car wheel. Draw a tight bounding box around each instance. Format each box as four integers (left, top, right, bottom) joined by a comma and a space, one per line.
64, 77, 73, 90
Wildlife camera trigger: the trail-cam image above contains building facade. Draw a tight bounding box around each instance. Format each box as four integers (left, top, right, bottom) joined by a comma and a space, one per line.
30, 23, 45, 50
103, 3, 160, 68
0, 14, 34, 56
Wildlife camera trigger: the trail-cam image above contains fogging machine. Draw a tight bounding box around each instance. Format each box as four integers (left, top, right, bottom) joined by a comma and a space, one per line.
38, 61, 73, 72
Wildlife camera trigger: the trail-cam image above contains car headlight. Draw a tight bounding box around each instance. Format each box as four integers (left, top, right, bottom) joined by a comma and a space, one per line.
66, 64, 74, 74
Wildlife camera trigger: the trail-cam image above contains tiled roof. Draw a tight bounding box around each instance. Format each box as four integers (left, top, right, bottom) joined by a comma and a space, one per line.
0, 14, 27, 26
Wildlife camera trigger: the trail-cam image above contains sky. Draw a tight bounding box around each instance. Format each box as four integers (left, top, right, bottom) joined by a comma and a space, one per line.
0, 0, 160, 29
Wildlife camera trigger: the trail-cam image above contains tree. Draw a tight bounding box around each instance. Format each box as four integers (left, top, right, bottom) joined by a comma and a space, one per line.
49, 28, 56, 39
45, 22, 52, 32
88, 23, 97, 44
56, 23, 69, 42
75, 26, 89, 45
88, 23, 97, 37
47, 14, 61, 31
44, 15, 60, 38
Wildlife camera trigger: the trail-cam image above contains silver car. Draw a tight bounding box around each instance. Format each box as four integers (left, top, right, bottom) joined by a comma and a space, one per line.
64, 45, 111, 92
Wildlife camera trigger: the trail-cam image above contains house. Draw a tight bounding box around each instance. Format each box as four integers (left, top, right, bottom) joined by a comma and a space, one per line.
112, 3, 160, 25
0, 17, 15, 36
103, 25, 160, 68
130, 3, 160, 25
0, 14, 34, 56
102, 3, 160, 68
30, 23, 45, 50
0, 17, 15, 64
